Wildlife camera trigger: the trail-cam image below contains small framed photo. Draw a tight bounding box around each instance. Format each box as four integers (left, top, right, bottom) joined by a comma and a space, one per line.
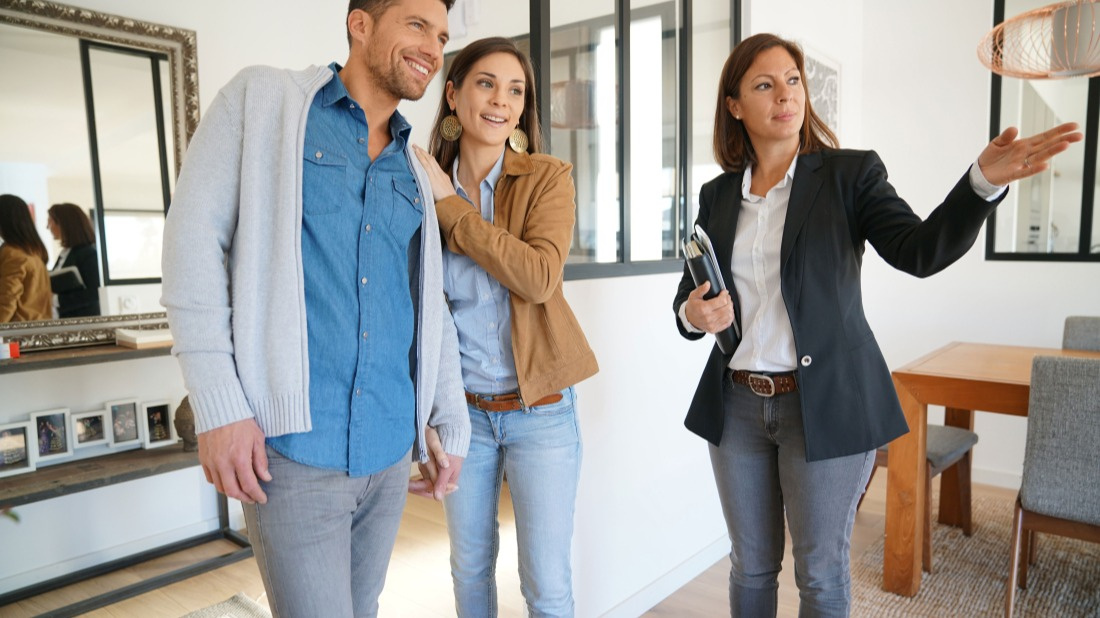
72, 410, 110, 448
30, 408, 73, 463
106, 399, 142, 448
0, 421, 36, 479
141, 401, 176, 449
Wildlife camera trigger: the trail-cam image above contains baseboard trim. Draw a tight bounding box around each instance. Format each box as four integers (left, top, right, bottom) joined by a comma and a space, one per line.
972, 468, 1021, 489
597, 534, 729, 618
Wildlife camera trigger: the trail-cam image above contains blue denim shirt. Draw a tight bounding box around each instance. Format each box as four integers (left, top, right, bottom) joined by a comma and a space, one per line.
442, 151, 518, 395
268, 63, 422, 476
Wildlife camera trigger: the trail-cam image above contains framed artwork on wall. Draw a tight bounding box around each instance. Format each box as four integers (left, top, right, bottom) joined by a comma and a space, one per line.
29, 408, 73, 464
803, 48, 840, 138
72, 410, 110, 449
0, 421, 36, 478
141, 401, 176, 449
106, 399, 142, 449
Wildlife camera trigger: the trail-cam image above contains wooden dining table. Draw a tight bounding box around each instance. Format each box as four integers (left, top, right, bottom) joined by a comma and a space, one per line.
883, 341, 1100, 596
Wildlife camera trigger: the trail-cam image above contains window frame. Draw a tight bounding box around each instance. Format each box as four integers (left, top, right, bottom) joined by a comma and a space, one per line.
526, 0, 743, 280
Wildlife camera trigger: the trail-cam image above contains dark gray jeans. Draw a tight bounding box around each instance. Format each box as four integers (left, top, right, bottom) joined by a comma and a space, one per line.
242, 446, 411, 618
710, 379, 874, 618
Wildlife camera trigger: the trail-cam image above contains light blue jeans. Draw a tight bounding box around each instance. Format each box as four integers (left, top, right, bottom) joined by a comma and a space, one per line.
443, 387, 582, 618
242, 446, 410, 618
710, 379, 875, 618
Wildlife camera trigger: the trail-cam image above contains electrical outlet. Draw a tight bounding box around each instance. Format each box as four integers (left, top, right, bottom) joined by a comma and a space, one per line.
119, 295, 138, 313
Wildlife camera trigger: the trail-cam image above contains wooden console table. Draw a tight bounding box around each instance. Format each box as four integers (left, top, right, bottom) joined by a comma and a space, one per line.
0, 446, 252, 616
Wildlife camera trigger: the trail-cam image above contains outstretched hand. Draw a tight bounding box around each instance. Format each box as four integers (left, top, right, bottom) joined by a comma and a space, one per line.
412, 144, 457, 201
977, 122, 1083, 186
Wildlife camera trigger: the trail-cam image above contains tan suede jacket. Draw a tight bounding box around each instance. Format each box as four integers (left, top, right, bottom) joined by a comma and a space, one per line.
0, 244, 51, 322
435, 149, 598, 403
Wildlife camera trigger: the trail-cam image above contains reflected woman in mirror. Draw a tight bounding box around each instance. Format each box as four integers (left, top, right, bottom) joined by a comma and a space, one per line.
673, 33, 1082, 617
46, 203, 101, 317
0, 194, 50, 322
411, 37, 598, 617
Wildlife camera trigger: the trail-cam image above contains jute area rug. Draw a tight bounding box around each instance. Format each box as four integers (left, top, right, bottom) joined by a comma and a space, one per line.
851, 494, 1100, 617
181, 592, 271, 618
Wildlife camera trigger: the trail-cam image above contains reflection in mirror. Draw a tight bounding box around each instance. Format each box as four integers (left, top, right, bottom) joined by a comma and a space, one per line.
989, 0, 1099, 259
0, 0, 197, 328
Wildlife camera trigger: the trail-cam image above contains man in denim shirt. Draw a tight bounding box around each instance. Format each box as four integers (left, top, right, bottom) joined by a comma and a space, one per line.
161, 1, 469, 615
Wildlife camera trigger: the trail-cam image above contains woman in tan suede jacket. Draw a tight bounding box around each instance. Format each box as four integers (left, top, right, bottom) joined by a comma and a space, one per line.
411, 37, 597, 617
0, 194, 51, 323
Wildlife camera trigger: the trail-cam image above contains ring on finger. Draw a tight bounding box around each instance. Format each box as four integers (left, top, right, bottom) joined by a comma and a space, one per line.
1024, 156, 1032, 168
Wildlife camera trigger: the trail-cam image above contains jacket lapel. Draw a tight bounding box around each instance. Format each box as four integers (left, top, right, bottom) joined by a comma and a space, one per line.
781, 152, 824, 268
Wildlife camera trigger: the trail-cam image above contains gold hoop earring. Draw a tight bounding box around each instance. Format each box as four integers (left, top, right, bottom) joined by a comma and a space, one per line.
440, 113, 462, 142
508, 127, 529, 153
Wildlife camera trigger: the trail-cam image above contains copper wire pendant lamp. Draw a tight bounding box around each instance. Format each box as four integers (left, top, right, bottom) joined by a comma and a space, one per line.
978, 0, 1100, 78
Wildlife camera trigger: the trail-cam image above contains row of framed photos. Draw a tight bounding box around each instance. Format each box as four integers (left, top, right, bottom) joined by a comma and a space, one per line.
0, 399, 178, 479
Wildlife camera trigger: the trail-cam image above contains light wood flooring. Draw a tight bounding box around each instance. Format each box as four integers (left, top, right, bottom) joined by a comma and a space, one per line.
0, 474, 1016, 617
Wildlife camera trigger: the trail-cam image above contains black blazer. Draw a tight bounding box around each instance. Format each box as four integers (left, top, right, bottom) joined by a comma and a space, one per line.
53, 243, 101, 317
673, 149, 1004, 461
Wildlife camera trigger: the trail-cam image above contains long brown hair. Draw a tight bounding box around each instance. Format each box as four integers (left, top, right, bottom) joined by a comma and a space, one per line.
0, 194, 48, 263
713, 33, 838, 173
427, 37, 543, 172
48, 203, 96, 248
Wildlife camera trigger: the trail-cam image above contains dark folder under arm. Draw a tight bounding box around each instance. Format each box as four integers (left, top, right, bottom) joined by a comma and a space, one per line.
683, 226, 740, 355
50, 265, 85, 294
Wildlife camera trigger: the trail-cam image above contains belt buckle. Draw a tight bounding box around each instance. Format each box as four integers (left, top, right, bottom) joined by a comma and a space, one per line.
748, 373, 776, 397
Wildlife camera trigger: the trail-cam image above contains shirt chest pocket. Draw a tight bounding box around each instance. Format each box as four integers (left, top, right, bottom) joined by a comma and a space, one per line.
390, 178, 424, 239
302, 146, 350, 215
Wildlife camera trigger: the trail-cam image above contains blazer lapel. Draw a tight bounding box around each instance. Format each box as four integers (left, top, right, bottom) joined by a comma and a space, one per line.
781, 152, 824, 267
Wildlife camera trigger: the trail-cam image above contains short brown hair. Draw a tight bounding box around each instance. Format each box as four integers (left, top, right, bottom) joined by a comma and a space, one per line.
427, 37, 543, 173
346, 0, 456, 47
48, 203, 96, 248
713, 33, 838, 173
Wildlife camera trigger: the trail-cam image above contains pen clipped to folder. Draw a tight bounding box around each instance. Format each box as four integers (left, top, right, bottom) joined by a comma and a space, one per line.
683, 224, 740, 354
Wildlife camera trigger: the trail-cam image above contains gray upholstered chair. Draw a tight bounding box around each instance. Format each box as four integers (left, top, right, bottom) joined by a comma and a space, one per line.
1062, 315, 1100, 352
1005, 356, 1100, 618
858, 424, 979, 573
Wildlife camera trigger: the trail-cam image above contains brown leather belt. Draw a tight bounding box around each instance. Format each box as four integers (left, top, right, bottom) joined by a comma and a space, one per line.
730, 370, 798, 397
465, 391, 563, 412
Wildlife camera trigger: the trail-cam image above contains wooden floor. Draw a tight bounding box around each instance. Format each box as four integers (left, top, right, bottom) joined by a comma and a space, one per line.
0, 475, 1016, 617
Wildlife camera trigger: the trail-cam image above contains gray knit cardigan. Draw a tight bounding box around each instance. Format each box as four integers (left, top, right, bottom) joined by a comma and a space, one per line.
161, 65, 470, 461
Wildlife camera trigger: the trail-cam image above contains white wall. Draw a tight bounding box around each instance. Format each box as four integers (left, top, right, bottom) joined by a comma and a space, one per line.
855, 1, 1100, 487
4, 0, 1099, 612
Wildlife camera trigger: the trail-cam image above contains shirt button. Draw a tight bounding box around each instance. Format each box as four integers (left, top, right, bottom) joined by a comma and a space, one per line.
361, 277, 367, 284
362, 331, 369, 339
358, 137, 365, 144
414, 197, 420, 204
489, 322, 496, 328
314, 151, 322, 159
356, 388, 362, 396
801, 355, 812, 367
365, 224, 372, 232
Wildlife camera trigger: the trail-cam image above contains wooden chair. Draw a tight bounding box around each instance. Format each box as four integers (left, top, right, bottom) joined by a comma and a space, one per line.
1062, 315, 1100, 352
858, 424, 978, 573
1005, 355, 1100, 618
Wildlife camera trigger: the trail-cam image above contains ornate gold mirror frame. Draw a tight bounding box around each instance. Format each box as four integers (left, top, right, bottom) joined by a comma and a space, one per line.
0, 0, 198, 351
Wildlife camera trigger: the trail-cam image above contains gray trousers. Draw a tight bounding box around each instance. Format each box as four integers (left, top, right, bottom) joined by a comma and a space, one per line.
710, 379, 874, 618
242, 447, 410, 618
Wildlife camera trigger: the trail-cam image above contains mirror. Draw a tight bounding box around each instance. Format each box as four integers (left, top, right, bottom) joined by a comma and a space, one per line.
988, 0, 1100, 260
0, 0, 197, 331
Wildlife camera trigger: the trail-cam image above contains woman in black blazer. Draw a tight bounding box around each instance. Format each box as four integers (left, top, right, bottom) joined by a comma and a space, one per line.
672, 33, 1080, 617
47, 203, 101, 317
